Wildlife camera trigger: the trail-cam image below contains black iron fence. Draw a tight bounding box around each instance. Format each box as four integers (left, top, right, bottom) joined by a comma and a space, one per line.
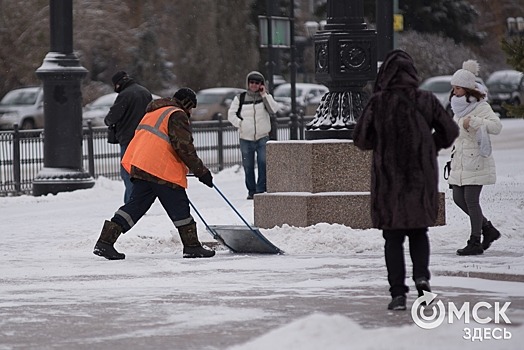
0, 115, 310, 196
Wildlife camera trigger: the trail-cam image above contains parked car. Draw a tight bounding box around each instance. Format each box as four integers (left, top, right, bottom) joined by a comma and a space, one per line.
272, 75, 287, 89
192, 87, 245, 121
419, 75, 486, 115
273, 83, 329, 118
82, 92, 161, 127
0, 86, 44, 130
485, 70, 524, 117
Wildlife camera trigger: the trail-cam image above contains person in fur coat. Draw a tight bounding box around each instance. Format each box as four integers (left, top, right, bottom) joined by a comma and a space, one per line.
448, 60, 503, 256
353, 50, 459, 310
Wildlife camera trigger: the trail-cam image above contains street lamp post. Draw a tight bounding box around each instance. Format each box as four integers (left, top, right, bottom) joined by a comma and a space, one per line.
305, 0, 377, 140
32, 0, 94, 196
289, 0, 298, 140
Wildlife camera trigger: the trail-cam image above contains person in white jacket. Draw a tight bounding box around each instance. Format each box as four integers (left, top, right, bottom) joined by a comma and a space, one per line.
448, 60, 503, 256
227, 71, 280, 199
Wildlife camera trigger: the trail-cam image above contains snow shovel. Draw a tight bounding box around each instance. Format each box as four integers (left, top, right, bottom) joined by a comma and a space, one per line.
188, 185, 283, 254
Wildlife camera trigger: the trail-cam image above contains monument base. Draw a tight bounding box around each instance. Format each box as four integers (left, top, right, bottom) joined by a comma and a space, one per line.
254, 140, 446, 229
254, 192, 445, 229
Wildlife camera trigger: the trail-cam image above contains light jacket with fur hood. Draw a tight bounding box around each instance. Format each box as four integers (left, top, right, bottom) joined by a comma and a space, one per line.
448, 101, 502, 186
227, 71, 280, 141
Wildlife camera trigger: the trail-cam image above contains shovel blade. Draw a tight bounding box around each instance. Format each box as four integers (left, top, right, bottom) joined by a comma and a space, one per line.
207, 225, 283, 254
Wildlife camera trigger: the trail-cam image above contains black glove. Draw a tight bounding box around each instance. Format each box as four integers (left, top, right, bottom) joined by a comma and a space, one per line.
198, 171, 213, 188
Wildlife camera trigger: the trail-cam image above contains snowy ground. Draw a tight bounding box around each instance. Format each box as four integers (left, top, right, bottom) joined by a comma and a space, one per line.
1, 119, 523, 350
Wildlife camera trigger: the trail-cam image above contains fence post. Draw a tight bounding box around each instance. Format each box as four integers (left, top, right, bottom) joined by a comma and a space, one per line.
299, 112, 305, 140
290, 113, 298, 140
217, 114, 224, 171
13, 124, 21, 194
269, 115, 278, 140
87, 121, 95, 177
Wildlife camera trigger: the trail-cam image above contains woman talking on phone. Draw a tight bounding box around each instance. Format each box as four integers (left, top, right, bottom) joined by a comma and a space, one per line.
228, 71, 280, 199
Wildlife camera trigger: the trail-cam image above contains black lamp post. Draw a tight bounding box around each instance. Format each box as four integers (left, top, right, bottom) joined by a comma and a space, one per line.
32, 0, 94, 196
305, 0, 377, 140
376, 0, 393, 62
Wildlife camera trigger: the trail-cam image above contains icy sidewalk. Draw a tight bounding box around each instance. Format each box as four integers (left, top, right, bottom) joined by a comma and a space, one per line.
1, 249, 523, 350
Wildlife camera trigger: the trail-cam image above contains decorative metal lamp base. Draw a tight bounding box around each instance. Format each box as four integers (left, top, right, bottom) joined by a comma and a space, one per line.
32, 168, 94, 196
305, 90, 367, 140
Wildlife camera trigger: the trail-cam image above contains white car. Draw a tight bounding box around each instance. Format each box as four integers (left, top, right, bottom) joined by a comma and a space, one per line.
486, 70, 523, 117
192, 87, 245, 121
419, 75, 486, 115
273, 83, 329, 117
0, 86, 44, 130
82, 92, 160, 127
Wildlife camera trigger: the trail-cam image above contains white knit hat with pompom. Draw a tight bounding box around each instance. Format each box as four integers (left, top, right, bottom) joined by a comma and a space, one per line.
450, 60, 480, 89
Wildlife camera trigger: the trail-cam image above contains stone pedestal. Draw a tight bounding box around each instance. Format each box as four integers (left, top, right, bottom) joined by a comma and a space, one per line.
254, 141, 445, 229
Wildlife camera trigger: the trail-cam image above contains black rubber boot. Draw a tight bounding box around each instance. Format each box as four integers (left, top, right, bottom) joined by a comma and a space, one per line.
93, 220, 125, 260
456, 236, 484, 256
481, 221, 501, 250
178, 222, 215, 258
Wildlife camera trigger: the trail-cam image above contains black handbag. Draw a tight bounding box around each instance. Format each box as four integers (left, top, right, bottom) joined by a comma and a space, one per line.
443, 161, 451, 180
107, 124, 118, 144
444, 147, 455, 188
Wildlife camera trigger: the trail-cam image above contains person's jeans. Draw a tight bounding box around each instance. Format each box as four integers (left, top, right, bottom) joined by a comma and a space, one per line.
239, 136, 268, 195
383, 228, 430, 297
120, 145, 133, 204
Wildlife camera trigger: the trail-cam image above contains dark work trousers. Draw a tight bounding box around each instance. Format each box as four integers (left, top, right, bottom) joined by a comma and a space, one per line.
451, 185, 486, 238
111, 179, 192, 232
120, 144, 133, 204
383, 228, 430, 297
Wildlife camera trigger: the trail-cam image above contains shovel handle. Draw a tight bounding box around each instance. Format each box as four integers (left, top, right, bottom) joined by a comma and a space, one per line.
188, 199, 212, 234
213, 184, 256, 232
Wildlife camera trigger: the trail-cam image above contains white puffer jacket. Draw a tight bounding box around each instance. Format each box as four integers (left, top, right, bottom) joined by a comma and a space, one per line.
448, 101, 502, 186
227, 70, 281, 141
227, 92, 280, 141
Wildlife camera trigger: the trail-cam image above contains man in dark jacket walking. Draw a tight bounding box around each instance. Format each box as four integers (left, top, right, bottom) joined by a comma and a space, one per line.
353, 50, 459, 311
105, 71, 153, 204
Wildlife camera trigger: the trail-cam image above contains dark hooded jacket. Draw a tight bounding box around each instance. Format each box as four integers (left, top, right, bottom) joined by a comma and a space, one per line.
353, 50, 459, 229
104, 78, 153, 147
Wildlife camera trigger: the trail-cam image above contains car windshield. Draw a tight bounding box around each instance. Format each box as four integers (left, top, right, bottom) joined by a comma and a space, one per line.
90, 94, 117, 108
197, 93, 225, 104
0, 89, 39, 106
274, 86, 304, 98
486, 73, 521, 92
419, 81, 451, 93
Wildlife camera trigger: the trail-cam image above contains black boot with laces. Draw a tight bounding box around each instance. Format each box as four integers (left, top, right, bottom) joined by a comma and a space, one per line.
415, 277, 431, 298
457, 236, 484, 256
388, 295, 406, 310
481, 221, 501, 250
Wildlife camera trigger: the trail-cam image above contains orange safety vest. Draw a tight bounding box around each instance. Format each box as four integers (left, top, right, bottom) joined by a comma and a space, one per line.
121, 106, 189, 188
